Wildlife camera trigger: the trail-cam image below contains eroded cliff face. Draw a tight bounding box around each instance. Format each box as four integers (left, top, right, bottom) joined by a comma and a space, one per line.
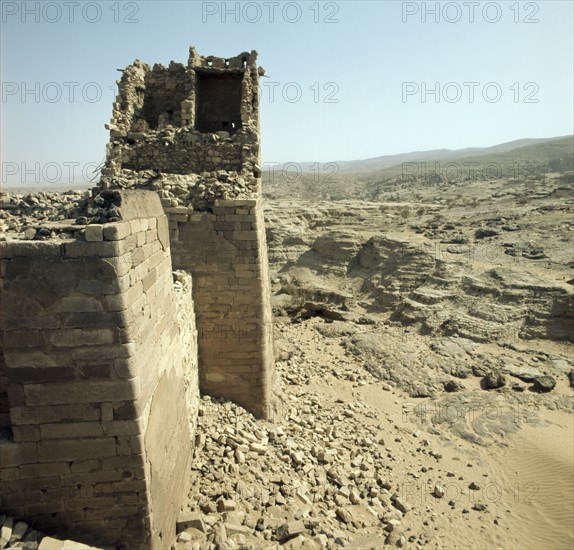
264, 189, 573, 346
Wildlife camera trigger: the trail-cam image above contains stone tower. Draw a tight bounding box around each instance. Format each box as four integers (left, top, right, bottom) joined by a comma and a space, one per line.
101, 47, 275, 419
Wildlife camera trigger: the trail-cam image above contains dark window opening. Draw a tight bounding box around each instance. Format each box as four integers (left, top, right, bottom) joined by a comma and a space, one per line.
195, 73, 243, 134
140, 68, 188, 129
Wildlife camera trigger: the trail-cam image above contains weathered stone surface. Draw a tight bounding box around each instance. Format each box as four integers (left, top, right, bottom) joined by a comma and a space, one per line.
177, 511, 206, 534
0, 44, 276, 550
0, 207, 199, 549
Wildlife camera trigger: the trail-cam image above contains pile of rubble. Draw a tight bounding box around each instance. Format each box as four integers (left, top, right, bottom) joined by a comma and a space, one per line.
102, 169, 259, 211
180, 355, 415, 550
0, 189, 133, 240
0, 190, 88, 238
0, 170, 259, 238
0, 515, 102, 550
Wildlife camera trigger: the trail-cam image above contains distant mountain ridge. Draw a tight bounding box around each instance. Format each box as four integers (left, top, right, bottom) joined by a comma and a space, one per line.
275, 135, 573, 175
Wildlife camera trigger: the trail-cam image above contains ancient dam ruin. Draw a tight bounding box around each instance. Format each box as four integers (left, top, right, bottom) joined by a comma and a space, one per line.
0, 47, 275, 548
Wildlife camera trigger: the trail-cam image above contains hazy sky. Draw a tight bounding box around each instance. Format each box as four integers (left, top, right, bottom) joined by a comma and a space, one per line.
1, 0, 573, 185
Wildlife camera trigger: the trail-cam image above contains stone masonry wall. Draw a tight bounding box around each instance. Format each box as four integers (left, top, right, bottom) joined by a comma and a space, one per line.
0, 335, 8, 431
101, 49, 261, 190
0, 191, 198, 548
168, 197, 274, 419
119, 130, 244, 174
100, 47, 275, 420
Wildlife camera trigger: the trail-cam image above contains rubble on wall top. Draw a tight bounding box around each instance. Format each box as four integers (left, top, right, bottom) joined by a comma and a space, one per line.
102, 169, 260, 210
0, 188, 164, 241
187, 47, 259, 71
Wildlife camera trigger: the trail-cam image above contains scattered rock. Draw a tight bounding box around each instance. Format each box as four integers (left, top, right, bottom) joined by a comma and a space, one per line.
177, 511, 206, 533
482, 371, 506, 390
532, 375, 556, 392
433, 485, 445, 498
444, 379, 464, 392
277, 520, 306, 541
475, 228, 499, 239
335, 507, 354, 524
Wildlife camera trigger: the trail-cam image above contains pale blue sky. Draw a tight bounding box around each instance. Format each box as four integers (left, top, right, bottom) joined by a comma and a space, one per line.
1, 0, 573, 185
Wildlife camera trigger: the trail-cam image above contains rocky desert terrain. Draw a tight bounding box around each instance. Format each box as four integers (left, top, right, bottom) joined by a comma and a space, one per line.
175, 161, 574, 549
1, 137, 573, 550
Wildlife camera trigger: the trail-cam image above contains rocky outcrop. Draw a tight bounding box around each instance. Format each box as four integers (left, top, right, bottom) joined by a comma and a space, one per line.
265, 201, 574, 344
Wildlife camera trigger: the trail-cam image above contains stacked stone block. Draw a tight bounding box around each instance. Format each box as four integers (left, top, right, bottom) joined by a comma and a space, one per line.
0, 191, 198, 548
168, 198, 274, 419
101, 49, 261, 188
100, 47, 275, 420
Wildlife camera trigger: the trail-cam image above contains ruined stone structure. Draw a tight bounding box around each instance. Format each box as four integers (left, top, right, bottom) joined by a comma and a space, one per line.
101, 47, 274, 419
1, 192, 199, 547
0, 48, 275, 548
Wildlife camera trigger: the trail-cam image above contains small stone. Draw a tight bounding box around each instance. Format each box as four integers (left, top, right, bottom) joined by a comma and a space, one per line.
393, 496, 411, 514
177, 511, 206, 533
217, 499, 237, 513
482, 371, 506, 390
469, 482, 480, 491
1, 519, 13, 548
384, 519, 401, 532
10, 521, 28, 544
335, 507, 353, 524
249, 442, 267, 455
433, 485, 445, 498
277, 520, 306, 541
177, 532, 192, 542
349, 489, 361, 504
475, 228, 499, 239
37, 537, 64, 550
211, 522, 227, 545
532, 375, 556, 393
23, 227, 36, 240
318, 450, 335, 463
291, 451, 305, 465
224, 523, 251, 537
444, 380, 463, 392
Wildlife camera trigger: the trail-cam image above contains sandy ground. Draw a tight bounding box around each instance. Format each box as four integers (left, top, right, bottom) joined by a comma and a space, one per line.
278, 316, 574, 550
